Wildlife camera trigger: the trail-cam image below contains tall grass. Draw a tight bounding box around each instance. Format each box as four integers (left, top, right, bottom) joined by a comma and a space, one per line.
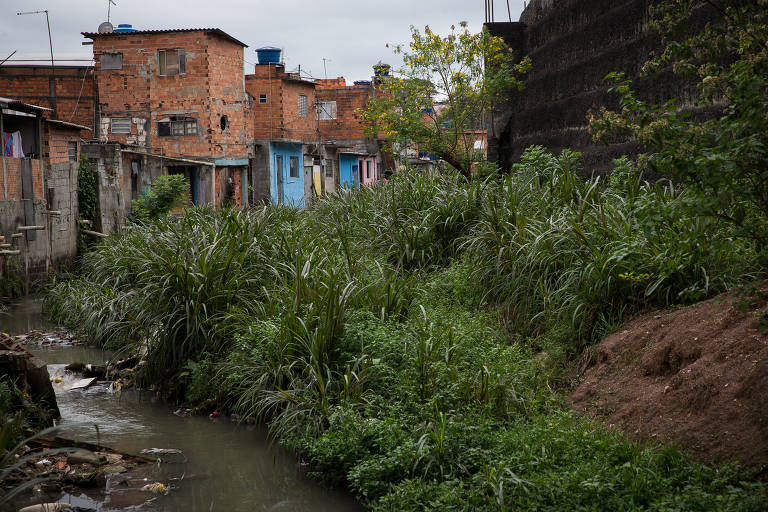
45, 148, 767, 510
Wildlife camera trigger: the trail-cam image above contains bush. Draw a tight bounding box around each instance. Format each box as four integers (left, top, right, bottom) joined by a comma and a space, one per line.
131, 174, 188, 221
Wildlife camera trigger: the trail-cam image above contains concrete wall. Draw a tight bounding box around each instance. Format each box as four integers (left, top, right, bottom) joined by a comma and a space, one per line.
486, 0, 718, 174
0, 160, 78, 289
81, 143, 125, 234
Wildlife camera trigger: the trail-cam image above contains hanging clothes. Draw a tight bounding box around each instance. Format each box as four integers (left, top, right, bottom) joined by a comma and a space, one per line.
2, 132, 12, 157
2, 131, 24, 158
12, 132, 24, 158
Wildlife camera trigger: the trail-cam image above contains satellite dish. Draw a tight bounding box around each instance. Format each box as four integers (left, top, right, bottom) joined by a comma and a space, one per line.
98, 22, 114, 34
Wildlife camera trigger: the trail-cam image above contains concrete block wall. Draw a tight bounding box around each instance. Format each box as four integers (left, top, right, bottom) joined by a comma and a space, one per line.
486, 0, 718, 175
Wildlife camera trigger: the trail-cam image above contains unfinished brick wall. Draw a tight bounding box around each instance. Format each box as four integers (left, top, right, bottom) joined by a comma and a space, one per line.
44, 125, 80, 166
86, 29, 248, 160
246, 64, 318, 142
316, 78, 373, 141
0, 66, 96, 137
0, 158, 43, 201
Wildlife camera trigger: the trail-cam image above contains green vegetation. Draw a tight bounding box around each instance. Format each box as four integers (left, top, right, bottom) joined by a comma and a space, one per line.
590, 0, 768, 263
130, 174, 188, 222
47, 151, 767, 509
362, 23, 529, 176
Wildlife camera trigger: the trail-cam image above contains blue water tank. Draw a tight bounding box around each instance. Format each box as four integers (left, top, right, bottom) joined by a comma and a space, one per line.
114, 24, 138, 33
353, 80, 371, 86
256, 46, 282, 64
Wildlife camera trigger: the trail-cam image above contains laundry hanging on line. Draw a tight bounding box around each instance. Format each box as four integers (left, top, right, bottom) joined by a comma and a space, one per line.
2, 131, 25, 158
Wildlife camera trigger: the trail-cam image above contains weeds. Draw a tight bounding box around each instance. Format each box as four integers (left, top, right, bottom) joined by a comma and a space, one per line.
45, 149, 768, 510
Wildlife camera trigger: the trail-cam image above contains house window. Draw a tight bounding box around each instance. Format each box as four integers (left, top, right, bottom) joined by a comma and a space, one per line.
158, 116, 198, 137
259, 94, 268, 104
111, 117, 131, 134
68, 141, 78, 162
289, 156, 299, 178
158, 49, 186, 76
100, 53, 123, 70
366, 161, 372, 179
317, 101, 337, 120
325, 160, 333, 178
298, 95, 308, 118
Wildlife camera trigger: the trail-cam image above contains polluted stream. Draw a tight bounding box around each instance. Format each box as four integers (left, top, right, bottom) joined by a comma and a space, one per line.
2, 298, 361, 512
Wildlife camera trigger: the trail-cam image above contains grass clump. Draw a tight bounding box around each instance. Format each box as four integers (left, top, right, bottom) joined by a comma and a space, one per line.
46, 148, 767, 509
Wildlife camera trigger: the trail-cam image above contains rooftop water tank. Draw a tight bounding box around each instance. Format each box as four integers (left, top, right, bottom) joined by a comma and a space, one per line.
353, 80, 371, 86
114, 24, 138, 33
256, 46, 282, 64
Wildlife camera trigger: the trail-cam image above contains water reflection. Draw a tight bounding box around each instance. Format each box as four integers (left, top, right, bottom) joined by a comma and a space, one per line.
3, 300, 361, 512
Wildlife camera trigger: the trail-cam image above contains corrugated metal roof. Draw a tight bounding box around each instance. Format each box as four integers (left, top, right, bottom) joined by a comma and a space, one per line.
0, 96, 52, 113
82, 28, 248, 48
44, 118, 92, 131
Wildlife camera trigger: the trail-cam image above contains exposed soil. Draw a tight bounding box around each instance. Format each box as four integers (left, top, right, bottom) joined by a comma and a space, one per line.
570, 287, 768, 467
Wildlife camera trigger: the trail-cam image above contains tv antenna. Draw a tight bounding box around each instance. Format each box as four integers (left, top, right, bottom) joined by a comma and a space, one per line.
322, 57, 331, 79
17, 10, 54, 71
107, 0, 117, 24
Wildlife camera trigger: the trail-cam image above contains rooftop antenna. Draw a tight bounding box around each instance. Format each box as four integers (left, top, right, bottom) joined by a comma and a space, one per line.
17, 10, 54, 72
107, 0, 117, 24
322, 57, 331, 79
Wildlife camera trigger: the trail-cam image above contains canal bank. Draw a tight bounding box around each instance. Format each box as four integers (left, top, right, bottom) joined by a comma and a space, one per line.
1, 299, 360, 512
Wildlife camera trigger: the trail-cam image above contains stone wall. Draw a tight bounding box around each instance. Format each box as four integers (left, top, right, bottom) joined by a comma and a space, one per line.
486, 0, 718, 174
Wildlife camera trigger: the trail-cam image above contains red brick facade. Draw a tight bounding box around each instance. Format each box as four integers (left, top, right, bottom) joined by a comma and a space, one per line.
85, 29, 248, 161
245, 64, 318, 142
0, 66, 96, 138
44, 122, 83, 165
316, 78, 374, 140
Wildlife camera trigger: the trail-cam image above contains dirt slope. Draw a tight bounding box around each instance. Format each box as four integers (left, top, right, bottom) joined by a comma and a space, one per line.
570, 289, 768, 467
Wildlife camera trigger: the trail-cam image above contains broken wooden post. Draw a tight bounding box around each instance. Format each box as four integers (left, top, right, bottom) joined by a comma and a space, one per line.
0, 250, 21, 255
11, 233, 23, 238
17, 225, 46, 231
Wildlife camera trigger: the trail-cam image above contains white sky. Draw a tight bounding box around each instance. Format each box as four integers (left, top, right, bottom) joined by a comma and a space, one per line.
1, 0, 526, 82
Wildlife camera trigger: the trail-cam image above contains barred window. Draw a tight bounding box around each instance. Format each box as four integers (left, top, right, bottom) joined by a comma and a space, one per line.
316, 101, 337, 120
298, 95, 308, 118
158, 49, 186, 76
111, 117, 131, 134
259, 94, 268, 104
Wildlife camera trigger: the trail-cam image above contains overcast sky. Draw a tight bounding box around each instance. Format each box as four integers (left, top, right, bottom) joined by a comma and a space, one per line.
2, 0, 526, 82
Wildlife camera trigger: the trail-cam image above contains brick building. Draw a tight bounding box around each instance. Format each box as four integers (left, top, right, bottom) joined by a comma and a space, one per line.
82, 27, 251, 207
0, 65, 96, 138
245, 49, 319, 206
316, 77, 383, 191
1, 97, 81, 287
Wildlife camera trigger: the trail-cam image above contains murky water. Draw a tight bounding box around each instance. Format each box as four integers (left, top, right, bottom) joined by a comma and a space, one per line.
2, 299, 361, 512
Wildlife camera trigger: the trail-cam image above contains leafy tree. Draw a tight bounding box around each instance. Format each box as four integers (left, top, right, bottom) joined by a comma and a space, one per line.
362, 22, 530, 176
131, 174, 189, 221
590, 0, 768, 263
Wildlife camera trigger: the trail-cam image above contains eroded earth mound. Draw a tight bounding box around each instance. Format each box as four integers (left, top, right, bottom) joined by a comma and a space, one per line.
571, 288, 768, 467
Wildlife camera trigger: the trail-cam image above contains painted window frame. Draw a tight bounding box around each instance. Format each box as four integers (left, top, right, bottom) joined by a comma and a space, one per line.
259, 94, 268, 104
158, 49, 186, 76
289, 156, 300, 178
